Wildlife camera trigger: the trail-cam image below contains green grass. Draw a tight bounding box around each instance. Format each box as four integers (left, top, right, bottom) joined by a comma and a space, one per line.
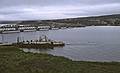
0, 46, 120, 73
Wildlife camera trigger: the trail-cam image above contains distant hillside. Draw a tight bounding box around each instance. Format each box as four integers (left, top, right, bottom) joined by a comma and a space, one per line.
0, 14, 120, 27
46, 14, 120, 26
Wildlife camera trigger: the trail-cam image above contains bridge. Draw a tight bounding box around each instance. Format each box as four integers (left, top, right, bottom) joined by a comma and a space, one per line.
0, 24, 51, 33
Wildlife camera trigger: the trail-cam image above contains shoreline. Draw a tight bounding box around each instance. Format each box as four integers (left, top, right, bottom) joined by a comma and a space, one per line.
0, 25, 119, 34
0, 46, 120, 73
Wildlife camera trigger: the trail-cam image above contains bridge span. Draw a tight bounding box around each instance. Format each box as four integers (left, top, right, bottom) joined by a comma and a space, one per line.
0, 24, 51, 33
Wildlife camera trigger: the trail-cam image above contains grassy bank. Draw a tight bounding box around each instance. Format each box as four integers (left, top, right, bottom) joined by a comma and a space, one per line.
0, 46, 120, 73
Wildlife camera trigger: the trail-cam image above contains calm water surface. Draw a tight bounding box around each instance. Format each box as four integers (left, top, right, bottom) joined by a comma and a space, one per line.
1, 26, 120, 62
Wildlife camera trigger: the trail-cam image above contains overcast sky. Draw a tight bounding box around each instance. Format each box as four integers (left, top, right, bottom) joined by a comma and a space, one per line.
0, 0, 120, 21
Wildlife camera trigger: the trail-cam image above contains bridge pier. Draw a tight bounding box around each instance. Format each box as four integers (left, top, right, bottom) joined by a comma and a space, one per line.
0, 31, 3, 34
20, 30, 24, 32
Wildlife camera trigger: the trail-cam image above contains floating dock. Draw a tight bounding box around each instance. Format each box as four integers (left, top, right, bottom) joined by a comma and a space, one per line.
12, 41, 65, 49
12, 35, 65, 49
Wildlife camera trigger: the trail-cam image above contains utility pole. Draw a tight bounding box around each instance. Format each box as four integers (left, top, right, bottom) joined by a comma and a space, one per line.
17, 37, 19, 43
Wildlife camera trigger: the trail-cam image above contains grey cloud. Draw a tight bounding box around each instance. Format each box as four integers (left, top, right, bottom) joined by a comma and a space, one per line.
66, 3, 120, 15
0, 0, 120, 7
0, 0, 120, 20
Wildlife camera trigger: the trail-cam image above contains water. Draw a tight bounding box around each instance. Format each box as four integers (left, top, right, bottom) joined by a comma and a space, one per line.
1, 26, 120, 62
